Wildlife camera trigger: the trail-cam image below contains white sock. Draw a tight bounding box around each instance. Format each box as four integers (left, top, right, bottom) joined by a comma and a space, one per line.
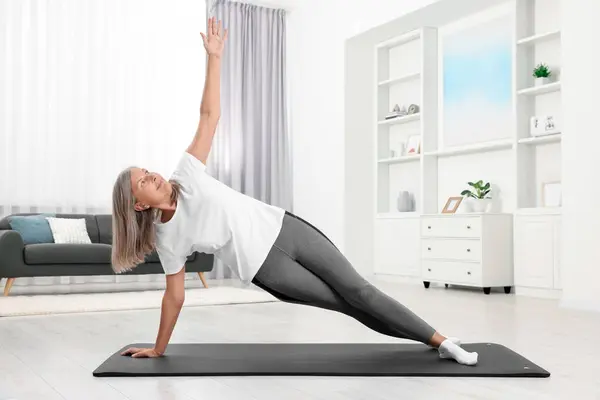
438, 339, 478, 366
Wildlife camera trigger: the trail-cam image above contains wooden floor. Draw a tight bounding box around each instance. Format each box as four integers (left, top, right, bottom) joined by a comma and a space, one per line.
1, 277, 599, 400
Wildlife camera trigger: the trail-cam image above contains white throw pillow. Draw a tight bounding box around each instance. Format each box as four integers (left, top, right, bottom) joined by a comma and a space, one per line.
45, 217, 92, 244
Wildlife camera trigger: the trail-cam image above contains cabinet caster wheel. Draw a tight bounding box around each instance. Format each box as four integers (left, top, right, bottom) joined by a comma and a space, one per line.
483, 287, 491, 295
504, 286, 512, 294
423, 281, 430, 289
445, 284, 449, 288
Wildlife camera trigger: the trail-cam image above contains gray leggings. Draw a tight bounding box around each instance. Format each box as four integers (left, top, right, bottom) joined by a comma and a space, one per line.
252, 211, 436, 344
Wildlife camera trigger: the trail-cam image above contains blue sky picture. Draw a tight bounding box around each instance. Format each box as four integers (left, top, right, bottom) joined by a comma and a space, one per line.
444, 45, 512, 105
442, 15, 513, 146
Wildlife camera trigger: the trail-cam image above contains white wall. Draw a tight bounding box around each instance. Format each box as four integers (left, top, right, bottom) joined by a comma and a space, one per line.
560, 0, 600, 312
285, 0, 440, 264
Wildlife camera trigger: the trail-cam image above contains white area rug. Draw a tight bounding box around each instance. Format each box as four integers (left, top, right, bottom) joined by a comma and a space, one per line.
0, 286, 278, 317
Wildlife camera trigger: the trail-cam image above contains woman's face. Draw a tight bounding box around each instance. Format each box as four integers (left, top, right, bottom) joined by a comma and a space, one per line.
130, 167, 170, 211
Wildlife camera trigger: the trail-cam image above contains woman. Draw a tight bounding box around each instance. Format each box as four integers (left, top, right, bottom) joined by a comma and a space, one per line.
111, 17, 478, 366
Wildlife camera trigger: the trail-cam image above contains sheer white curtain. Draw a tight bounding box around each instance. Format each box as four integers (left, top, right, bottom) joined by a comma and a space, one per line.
0, 0, 207, 291
206, 0, 292, 279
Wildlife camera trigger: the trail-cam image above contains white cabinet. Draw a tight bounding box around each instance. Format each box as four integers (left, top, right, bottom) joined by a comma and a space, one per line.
420, 214, 514, 295
374, 217, 420, 277
514, 214, 562, 290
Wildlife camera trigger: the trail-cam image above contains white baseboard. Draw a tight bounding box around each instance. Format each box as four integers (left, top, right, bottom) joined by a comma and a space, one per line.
515, 286, 562, 299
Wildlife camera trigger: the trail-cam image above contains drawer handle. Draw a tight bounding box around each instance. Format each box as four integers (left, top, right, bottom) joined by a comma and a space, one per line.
466, 248, 471, 252
467, 225, 471, 229
427, 247, 431, 251
427, 226, 431, 229
467, 271, 471, 275
428, 268, 431, 272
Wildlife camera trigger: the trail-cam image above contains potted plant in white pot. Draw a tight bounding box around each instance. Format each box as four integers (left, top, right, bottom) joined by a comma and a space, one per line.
461, 180, 492, 213
533, 63, 552, 86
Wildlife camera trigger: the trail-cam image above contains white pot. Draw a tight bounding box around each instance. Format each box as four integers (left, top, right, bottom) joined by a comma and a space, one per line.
535, 77, 550, 86
470, 199, 492, 213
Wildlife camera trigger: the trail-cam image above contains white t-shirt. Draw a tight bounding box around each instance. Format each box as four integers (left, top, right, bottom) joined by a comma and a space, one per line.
154, 151, 285, 284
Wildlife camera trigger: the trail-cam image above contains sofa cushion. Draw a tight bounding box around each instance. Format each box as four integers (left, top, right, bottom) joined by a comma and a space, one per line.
0, 213, 100, 243
57, 214, 100, 243
46, 217, 93, 244
96, 215, 112, 244
24, 243, 111, 264
7, 214, 56, 244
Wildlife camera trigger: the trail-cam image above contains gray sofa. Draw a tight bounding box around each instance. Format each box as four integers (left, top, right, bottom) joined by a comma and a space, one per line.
0, 213, 214, 296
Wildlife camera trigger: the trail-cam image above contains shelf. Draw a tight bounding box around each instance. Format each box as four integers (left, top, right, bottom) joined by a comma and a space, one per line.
517, 30, 561, 46
518, 133, 561, 145
378, 154, 420, 164
378, 113, 420, 126
376, 212, 420, 219
377, 31, 420, 49
518, 82, 561, 96
378, 72, 420, 87
424, 139, 514, 157
516, 207, 561, 216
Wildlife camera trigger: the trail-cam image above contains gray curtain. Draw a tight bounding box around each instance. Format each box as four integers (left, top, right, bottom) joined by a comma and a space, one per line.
205, 0, 292, 280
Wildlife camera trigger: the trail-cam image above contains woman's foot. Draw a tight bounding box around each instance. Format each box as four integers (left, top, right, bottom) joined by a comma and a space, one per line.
438, 339, 478, 366
428, 332, 477, 366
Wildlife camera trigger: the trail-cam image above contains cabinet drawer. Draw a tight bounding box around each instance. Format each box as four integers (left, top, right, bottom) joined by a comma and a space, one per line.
422, 260, 481, 285
421, 217, 481, 238
421, 238, 481, 262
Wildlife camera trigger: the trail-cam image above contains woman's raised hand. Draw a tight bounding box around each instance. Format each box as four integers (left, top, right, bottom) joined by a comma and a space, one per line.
200, 17, 228, 58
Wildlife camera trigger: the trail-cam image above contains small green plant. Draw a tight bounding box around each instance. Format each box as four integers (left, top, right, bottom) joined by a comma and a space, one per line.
533, 63, 552, 78
461, 180, 491, 200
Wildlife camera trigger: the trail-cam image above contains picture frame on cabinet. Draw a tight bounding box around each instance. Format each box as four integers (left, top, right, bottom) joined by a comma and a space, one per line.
530, 115, 560, 137
406, 134, 421, 154
441, 196, 463, 214
542, 181, 562, 207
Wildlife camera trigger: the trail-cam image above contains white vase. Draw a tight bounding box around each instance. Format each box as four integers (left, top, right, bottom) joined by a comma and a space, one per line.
535, 77, 550, 86
470, 199, 492, 213
396, 191, 412, 212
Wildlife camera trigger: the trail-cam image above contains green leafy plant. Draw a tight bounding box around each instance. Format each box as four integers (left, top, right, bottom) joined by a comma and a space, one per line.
533, 63, 552, 78
461, 180, 491, 200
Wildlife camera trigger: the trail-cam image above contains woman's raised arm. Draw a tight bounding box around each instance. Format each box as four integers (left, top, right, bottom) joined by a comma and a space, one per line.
187, 17, 228, 165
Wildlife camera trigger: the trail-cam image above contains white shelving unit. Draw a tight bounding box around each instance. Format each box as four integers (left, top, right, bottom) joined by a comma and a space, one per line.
513, 0, 563, 296
374, 27, 438, 219
377, 154, 420, 165
373, 27, 438, 277
424, 139, 514, 158
516, 30, 560, 45
518, 133, 561, 145
377, 113, 421, 126
378, 72, 421, 87
515, 0, 563, 213
517, 81, 561, 96
371, 0, 564, 293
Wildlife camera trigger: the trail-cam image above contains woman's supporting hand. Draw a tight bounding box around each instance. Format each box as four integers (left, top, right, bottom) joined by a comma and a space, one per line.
120, 347, 163, 358
200, 16, 228, 58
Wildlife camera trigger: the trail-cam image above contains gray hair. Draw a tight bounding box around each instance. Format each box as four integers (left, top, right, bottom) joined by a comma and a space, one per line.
110, 167, 181, 273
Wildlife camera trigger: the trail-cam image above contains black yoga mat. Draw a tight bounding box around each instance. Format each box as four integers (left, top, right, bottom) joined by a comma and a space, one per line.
93, 342, 550, 378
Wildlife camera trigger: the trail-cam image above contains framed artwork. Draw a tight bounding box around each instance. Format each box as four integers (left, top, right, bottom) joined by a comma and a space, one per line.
542, 181, 561, 207
406, 135, 421, 155
442, 196, 463, 214
440, 5, 513, 147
